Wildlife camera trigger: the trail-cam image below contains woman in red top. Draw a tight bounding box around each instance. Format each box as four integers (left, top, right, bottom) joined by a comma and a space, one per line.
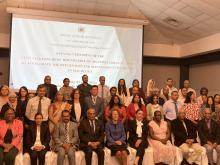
127, 94, 147, 120
105, 95, 127, 124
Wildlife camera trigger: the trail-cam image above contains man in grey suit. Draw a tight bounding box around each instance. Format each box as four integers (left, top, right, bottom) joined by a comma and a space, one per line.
84, 85, 104, 120
53, 110, 79, 165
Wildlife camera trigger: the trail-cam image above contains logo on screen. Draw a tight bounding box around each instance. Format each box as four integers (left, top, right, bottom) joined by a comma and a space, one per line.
78, 26, 85, 33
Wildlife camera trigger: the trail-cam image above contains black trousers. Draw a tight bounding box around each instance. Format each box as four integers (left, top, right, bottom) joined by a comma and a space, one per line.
82, 146, 104, 165
29, 149, 47, 165
131, 141, 148, 165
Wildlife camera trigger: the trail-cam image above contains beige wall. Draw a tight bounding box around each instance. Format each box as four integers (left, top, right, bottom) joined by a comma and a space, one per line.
189, 61, 220, 96
142, 64, 180, 91
0, 57, 9, 85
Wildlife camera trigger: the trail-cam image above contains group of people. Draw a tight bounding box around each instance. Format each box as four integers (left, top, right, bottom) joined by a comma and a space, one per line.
0, 75, 220, 165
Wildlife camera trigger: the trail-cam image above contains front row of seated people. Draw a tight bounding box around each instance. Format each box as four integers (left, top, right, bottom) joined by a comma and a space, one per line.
1, 107, 220, 165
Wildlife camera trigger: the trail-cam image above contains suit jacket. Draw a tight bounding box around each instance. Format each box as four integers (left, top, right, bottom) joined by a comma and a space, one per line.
53, 121, 79, 151
128, 119, 149, 147
40, 84, 58, 101
25, 122, 51, 151
171, 118, 197, 147
70, 100, 86, 123
198, 119, 220, 145
79, 119, 104, 149
84, 96, 104, 119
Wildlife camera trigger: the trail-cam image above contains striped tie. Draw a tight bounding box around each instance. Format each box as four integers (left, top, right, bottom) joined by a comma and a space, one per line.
64, 123, 68, 143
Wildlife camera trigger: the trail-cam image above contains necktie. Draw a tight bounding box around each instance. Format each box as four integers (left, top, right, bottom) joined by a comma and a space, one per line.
207, 120, 211, 129
174, 102, 178, 116
182, 121, 188, 136
64, 123, 68, 143
37, 97, 42, 113
90, 120, 95, 133
101, 85, 104, 99
92, 97, 96, 105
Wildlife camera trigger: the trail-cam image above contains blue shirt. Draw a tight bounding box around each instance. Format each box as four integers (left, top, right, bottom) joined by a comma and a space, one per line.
105, 121, 126, 146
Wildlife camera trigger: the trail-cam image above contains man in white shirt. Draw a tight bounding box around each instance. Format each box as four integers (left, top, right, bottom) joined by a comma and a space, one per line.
25, 85, 51, 123
163, 91, 183, 121
97, 76, 110, 100
179, 80, 196, 98
160, 78, 178, 97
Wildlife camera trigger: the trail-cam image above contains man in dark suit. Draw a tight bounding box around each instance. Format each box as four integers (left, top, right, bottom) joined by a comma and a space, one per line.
172, 108, 203, 165
40, 75, 57, 101
198, 108, 220, 165
79, 108, 104, 165
26, 113, 51, 165
53, 110, 79, 165
84, 85, 104, 120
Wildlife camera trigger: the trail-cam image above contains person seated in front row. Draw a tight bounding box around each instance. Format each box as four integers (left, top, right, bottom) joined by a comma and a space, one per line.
105, 110, 129, 165
171, 108, 203, 165
79, 108, 104, 165
26, 113, 50, 165
0, 108, 23, 165
148, 110, 176, 165
53, 110, 79, 165
198, 108, 220, 165
128, 109, 148, 165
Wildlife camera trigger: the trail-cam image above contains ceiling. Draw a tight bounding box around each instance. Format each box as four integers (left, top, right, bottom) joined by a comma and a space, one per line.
1, 0, 220, 44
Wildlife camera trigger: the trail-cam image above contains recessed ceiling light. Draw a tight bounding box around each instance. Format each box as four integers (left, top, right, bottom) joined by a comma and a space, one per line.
163, 17, 181, 27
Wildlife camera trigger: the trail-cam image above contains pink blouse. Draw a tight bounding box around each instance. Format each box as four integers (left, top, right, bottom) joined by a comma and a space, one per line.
0, 119, 23, 151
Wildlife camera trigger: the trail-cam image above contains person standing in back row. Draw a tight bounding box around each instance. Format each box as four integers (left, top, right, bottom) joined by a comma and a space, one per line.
40, 75, 57, 101
77, 75, 92, 101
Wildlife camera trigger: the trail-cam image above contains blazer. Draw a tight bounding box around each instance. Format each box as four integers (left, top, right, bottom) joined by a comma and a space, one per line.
198, 119, 220, 145
171, 118, 197, 147
40, 84, 58, 101
70, 100, 86, 123
25, 122, 51, 151
0, 119, 23, 151
79, 119, 104, 149
128, 119, 149, 147
84, 96, 104, 119
53, 121, 79, 151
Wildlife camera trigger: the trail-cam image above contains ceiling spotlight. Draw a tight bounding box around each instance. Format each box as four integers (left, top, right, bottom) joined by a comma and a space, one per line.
163, 17, 181, 27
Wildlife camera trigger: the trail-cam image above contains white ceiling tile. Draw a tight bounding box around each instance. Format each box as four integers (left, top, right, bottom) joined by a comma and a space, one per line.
61, 0, 78, 12
24, 0, 43, 9
94, 3, 112, 16
164, 8, 195, 25
96, 0, 113, 4
203, 18, 220, 31
126, 4, 146, 19
43, 0, 61, 11
78, 1, 95, 14
140, 0, 169, 11
202, 0, 220, 9
182, 0, 220, 16
159, 0, 179, 6
180, 6, 203, 18
113, 0, 130, 6
195, 13, 210, 22
172, 1, 187, 10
